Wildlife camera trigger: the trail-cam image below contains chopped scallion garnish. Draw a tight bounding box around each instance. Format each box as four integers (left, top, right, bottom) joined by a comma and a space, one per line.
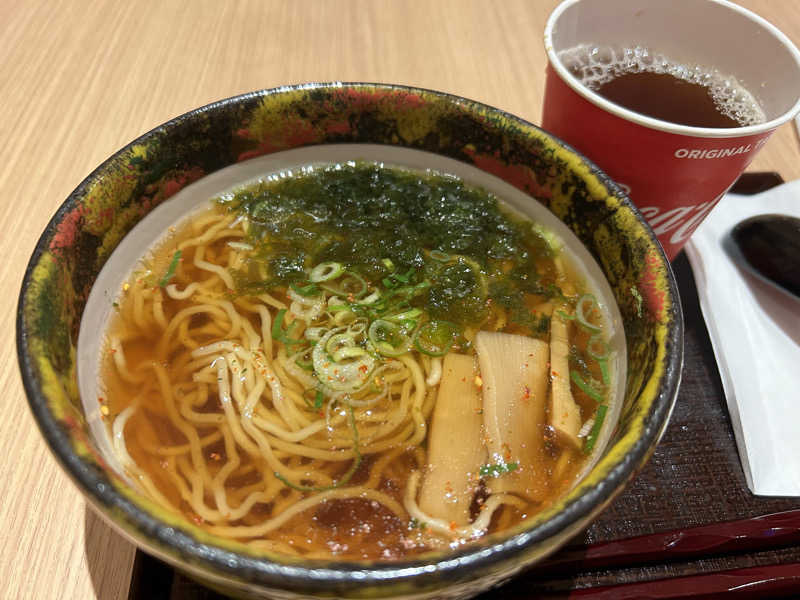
290, 281, 320, 297
584, 405, 608, 454
414, 320, 458, 357
569, 370, 605, 404
368, 319, 411, 357
158, 250, 182, 287
310, 262, 344, 282
271, 309, 302, 346
575, 294, 602, 333
479, 462, 519, 478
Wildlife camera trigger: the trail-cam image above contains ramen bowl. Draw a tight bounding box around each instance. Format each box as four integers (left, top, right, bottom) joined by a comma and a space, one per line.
17, 83, 682, 599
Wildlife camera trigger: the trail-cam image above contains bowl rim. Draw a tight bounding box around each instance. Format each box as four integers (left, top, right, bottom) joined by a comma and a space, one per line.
17, 81, 683, 594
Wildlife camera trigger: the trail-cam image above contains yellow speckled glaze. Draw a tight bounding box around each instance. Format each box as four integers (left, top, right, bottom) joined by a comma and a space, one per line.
17, 83, 681, 600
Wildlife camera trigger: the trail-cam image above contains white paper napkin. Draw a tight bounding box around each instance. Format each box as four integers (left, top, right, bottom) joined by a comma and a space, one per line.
685, 182, 800, 496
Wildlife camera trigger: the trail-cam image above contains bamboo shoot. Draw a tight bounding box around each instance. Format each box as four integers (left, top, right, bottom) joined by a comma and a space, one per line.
475, 331, 549, 501
418, 353, 486, 526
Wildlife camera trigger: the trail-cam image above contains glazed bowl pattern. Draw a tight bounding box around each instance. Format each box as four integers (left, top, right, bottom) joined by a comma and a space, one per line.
17, 83, 682, 599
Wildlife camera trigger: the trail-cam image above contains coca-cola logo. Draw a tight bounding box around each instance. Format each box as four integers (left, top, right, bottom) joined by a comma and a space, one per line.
638, 191, 725, 245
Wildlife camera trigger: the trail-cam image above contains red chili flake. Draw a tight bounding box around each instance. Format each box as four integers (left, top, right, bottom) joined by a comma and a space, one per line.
192, 515, 205, 524
210, 452, 222, 461
449, 521, 457, 532
522, 386, 531, 401
502, 443, 512, 462
358, 364, 368, 373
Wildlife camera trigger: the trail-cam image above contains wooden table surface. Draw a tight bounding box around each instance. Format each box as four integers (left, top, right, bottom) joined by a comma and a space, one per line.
3, 1, 800, 598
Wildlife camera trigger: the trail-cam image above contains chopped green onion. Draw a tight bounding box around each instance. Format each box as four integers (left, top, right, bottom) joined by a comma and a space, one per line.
368, 319, 411, 357
348, 318, 369, 335
532, 222, 562, 255
575, 294, 602, 333
271, 309, 302, 346
395, 319, 418, 332
326, 332, 356, 355
429, 250, 450, 262
588, 333, 610, 385
360, 290, 381, 304
290, 281, 320, 297
381, 258, 395, 270
310, 262, 344, 282
396, 268, 414, 283
479, 462, 519, 478
587, 334, 608, 360
414, 320, 458, 357
556, 309, 574, 321
158, 250, 182, 287
584, 405, 608, 454
313, 328, 376, 392
569, 370, 605, 404
382, 267, 416, 289
303, 388, 325, 409
386, 308, 422, 322
333, 310, 355, 326
332, 346, 367, 361
320, 272, 368, 298
598, 359, 610, 386
304, 327, 326, 341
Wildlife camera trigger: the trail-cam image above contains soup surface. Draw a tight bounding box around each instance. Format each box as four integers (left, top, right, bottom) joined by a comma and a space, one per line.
100, 161, 618, 559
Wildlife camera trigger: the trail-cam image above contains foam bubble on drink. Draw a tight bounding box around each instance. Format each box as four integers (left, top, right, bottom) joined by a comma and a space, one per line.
559, 43, 766, 126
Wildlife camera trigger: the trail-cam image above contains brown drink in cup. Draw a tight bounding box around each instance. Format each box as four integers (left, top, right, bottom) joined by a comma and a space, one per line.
542, 0, 800, 260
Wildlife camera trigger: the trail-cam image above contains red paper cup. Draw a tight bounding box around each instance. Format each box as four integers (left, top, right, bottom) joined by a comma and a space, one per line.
542, 0, 800, 259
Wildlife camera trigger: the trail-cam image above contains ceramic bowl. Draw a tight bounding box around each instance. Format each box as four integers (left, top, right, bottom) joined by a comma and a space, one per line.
17, 83, 682, 599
